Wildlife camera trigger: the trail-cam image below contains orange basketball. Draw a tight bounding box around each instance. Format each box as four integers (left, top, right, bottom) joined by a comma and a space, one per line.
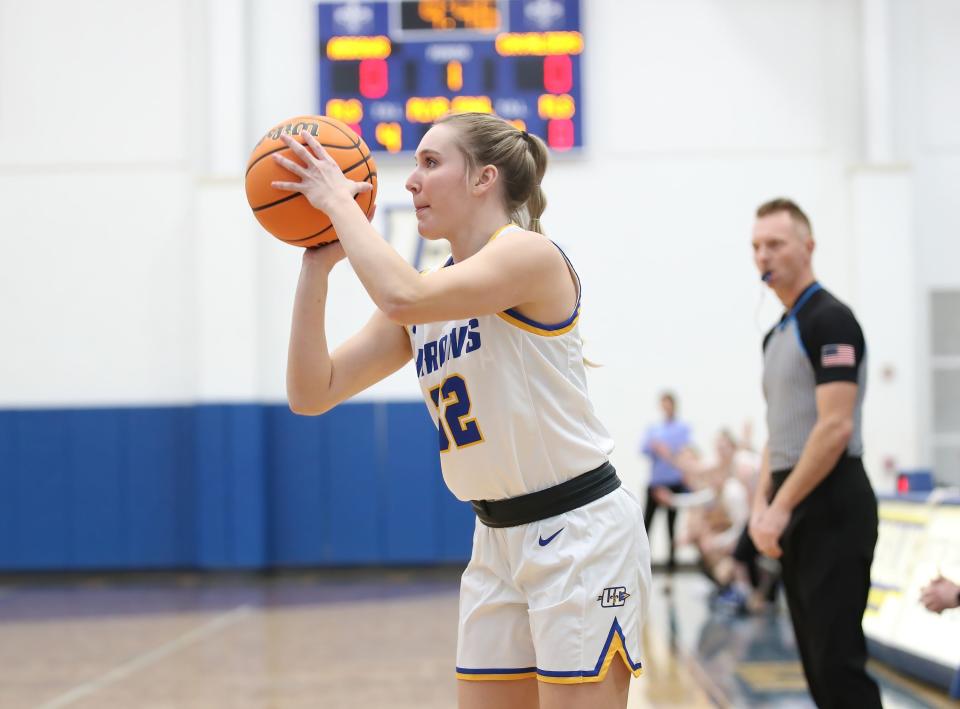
245, 115, 377, 247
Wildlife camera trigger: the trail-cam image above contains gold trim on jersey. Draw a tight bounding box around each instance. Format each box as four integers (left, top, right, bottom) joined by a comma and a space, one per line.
496, 310, 580, 337
490, 227, 583, 336
488, 223, 519, 242
456, 669, 538, 682
537, 628, 643, 685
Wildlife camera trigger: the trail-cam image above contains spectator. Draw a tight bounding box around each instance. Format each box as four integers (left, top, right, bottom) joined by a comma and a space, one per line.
654, 430, 759, 611
640, 392, 692, 577
920, 574, 960, 614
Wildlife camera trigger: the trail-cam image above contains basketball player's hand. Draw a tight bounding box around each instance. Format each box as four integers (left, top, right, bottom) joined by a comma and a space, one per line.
301, 206, 376, 272
272, 132, 373, 213
749, 504, 789, 558
302, 241, 346, 272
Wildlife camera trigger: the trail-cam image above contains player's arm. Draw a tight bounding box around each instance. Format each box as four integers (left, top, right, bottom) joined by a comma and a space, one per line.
287, 249, 411, 416
333, 207, 563, 324
274, 130, 565, 324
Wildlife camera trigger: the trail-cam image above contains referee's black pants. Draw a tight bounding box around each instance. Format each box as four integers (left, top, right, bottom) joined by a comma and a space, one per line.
772, 457, 882, 709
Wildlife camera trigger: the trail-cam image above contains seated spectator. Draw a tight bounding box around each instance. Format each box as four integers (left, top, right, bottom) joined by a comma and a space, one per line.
920, 574, 960, 614
653, 430, 752, 595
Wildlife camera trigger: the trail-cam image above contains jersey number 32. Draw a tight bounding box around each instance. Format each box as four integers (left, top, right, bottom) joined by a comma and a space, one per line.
429, 374, 484, 452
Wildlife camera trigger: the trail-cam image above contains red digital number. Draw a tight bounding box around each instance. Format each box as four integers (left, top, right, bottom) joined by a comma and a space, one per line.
547, 119, 575, 151
359, 58, 388, 99
543, 54, 572, 94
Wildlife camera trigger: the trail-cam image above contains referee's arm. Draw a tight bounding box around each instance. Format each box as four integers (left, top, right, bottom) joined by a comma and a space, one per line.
768, 382, 857, 514
750, 444, 772, 529
751, 385, 856, 557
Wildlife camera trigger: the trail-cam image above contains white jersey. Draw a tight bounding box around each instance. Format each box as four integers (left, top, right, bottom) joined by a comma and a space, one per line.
406, 225, 614, 502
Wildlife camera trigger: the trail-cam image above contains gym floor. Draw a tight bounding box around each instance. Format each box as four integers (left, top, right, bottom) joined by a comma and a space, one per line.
0, 569, 955, 708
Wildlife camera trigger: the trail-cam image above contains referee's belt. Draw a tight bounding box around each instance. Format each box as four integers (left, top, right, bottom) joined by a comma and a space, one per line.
470, 462, 621, 528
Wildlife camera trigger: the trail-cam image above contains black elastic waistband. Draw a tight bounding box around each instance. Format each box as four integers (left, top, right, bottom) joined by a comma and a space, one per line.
470, 462, 620, 528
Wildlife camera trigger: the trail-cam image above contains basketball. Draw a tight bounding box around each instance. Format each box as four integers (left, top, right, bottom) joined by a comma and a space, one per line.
245, 115, 377, 247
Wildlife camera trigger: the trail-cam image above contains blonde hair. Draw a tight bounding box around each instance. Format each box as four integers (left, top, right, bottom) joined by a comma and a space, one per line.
435, 112, 548, 234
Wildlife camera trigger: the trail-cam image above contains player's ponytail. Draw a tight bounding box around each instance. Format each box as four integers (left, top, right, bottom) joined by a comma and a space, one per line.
520, 131, 548, 235
436, 112, 548, 234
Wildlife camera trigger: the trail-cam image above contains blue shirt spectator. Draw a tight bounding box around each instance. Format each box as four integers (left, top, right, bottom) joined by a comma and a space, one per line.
641, 419, 692, 487
640, 391, 693, 576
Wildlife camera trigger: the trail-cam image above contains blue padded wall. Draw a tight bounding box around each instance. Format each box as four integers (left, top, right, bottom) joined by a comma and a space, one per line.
0, 402, 473, 570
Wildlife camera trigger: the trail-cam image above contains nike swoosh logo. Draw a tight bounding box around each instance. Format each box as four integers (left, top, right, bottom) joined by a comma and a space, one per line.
538, 528, 564, 546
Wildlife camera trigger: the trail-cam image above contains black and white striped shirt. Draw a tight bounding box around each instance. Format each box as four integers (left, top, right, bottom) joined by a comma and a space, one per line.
762, 282, 867, 472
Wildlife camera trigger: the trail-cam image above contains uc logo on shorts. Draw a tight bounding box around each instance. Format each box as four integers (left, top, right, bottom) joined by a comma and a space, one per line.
598, 586, 630, 607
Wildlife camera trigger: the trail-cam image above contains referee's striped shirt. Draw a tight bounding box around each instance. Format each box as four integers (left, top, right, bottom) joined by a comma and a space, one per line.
763, 282, 866, 472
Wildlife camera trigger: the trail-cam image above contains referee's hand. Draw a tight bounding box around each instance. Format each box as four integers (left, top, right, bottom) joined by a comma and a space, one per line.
749, 504, 790, 559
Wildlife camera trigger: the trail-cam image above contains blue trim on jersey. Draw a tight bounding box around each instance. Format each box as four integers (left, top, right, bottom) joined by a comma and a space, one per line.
502, 302, 581, 331
455, 666, 538, 675
552, 243, 583, 297
501, 241, 582, 331
456, 619, 641, 680
441, 233, 583, 332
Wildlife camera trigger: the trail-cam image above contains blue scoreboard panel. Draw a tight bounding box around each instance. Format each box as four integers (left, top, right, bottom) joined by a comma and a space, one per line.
317, 0, 583, 153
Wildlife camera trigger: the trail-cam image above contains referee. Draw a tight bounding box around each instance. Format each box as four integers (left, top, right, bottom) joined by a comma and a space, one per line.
748, 198, 882, 708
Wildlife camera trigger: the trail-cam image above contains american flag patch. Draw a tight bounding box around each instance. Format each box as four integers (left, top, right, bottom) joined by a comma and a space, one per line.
821, 344, 856, 368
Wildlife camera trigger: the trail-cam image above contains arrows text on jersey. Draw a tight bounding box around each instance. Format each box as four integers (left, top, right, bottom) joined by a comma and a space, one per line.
416, 318, 482, 377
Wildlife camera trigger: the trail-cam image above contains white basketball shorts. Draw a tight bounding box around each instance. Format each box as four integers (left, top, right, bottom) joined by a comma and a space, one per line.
455, 486, 652, 684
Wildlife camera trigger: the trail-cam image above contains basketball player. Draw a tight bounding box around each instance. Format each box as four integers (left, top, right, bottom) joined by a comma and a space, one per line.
273, 113, 652, 709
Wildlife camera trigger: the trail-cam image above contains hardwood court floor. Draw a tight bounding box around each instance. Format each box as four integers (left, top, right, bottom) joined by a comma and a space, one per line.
0, 570, 954, 708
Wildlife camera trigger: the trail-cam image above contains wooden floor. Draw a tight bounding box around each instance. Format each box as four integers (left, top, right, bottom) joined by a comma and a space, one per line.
0, 570, 953, 708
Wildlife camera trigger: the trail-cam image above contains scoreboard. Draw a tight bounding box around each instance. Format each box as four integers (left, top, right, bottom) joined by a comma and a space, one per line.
317, 0, 583, 153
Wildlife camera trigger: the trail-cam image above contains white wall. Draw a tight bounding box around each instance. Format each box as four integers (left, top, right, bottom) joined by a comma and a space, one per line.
900, 0, 960, 483
0, 0, 196, 404
2, 0, 959, 496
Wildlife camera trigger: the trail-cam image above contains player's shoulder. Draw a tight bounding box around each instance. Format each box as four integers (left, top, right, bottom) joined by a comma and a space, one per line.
485, 226, 563, 265
491, 225, 552, 249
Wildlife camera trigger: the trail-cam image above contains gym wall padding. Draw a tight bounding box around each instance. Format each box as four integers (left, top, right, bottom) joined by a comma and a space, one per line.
0, 403, 473, 570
